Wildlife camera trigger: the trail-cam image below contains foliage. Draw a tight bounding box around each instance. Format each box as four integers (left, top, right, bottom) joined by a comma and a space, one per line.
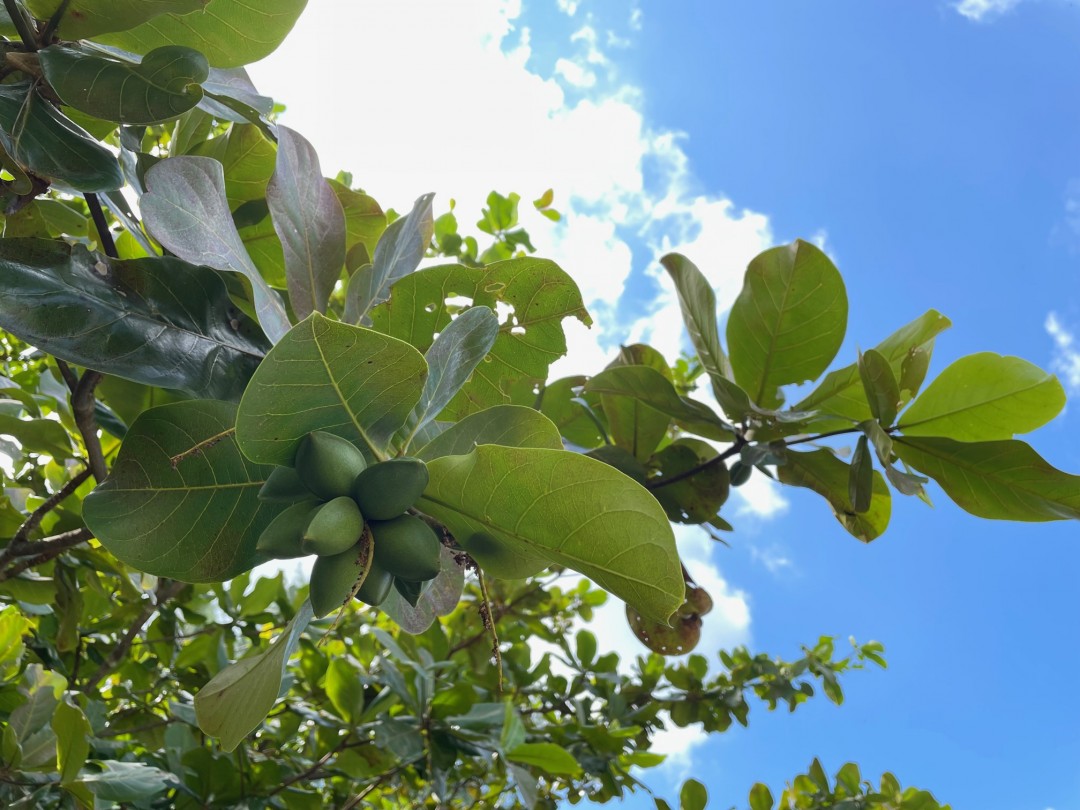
0, 1, 1070, 806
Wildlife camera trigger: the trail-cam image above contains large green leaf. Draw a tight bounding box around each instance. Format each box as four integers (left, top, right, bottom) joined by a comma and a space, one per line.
858, 348, 901, 427
893, 436, 1080, 521
0, 239, 267, 401
220, 124, 276, 207
235, 313, 427, 464
380, 545, 466, 635
83, 400, 279, 581
330, 180, 386, 260
0, 82, 122, 193
794, 310, 951, 428
344, 193, 434, 325
198, 66, 273, 123
897, 353, 1065, 441
585, 365, 734, 442
404, 306, 500, 440
39, 45, 208, 125
25, 0, 206, 40
538, 376, 606, 449
414, 405, 562, 461
726, 240, 848, 408
194, 599, 313, 751
650, 439, 730, 524
418, 444, 683, 623
268, 126, 345, 320
142, 156, 292, 343
660, 253, 752, 420
777, 448, 891, 542
370, 258, 591, 420
95, 0, 309, 68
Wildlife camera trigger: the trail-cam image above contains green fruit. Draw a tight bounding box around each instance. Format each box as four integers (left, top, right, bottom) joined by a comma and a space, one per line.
393, 577, 426, 607
370, 514, 441, 581
352, 457, 429, 520
309, 542, 391, 617
258, 465, 312, 503
460, 532, 548, 580
729, 460, 752, 487
255, 499, 318, 559
294, 431, 367, 500
302, 497, 365, 556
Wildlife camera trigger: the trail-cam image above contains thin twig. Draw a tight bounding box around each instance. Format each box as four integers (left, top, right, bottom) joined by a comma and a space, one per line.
9, 466, 91, 546
268, 736, 351, 796
81, 579, 186, 692
646, 437, 746, 491
3, 0, 37, 49
476, 568, 503, 696
0, 527, 93, 582
84, 192, 118, 259
73, 370, 107, 482
340, 760, 418, 810
54, 358, 78, 394
39, 0, 71, 43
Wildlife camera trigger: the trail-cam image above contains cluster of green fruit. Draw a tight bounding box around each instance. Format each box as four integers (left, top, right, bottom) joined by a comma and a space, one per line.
255, 432, 440, 618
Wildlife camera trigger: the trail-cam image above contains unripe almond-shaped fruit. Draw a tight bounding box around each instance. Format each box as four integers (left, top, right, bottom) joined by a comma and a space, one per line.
301, 497, 365, 556
370, 514, 441, 581
393, 576, 427, 607
354, 557, 394, 607
256, 499, 318, 559
294, 431, 367, 500
352, 457, 429, 520
729, 460, 752, 487
309, 542, 388, 617
258, 465, 313, 503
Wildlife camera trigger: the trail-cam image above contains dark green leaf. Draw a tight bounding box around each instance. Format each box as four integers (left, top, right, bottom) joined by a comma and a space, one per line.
95, 0, 309, 69
898, 353, 1065, 441
0, 82, 122, 193
142, 156, 292, 342
380, 546, 466, 634
726, 240, 847, 407
268, 126, 345, 320
849, 435, 873, 514
650, 440, 730, 524
83, 400, 279, 581
198, 67, 273, 122
344, 193, 434, 324
39, 45, 208, 125
78, 760, 174, 801
777, 448, 891, 542
25, 0, 206, 40
235, 313, 427, 464
893, 436, 1080, 521
414, 404, 562, 461
858, 348, 900, 426
0, 239, 268, 400
419, 444, 683, 623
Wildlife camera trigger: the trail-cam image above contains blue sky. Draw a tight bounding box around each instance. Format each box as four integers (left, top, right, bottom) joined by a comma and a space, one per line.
252, 1, 1080, 806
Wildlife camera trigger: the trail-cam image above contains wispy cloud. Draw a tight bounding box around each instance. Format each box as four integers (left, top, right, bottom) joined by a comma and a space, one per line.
954, 0, 1023, 20
1045, 312, 1080, 395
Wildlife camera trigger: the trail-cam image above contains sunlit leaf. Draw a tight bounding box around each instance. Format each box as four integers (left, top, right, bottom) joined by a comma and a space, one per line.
777, 448, 891, 542
414, 405, 562, 461
26, 0, 206, 39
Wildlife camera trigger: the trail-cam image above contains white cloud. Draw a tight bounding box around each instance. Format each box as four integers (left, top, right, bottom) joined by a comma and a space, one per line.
954, 0, 1023, 20
554, 57, 596, 88
556, 0, 579, 15
1045, 312, 1080, 395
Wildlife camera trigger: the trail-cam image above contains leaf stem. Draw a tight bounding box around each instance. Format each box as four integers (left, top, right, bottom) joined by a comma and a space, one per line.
3, 0, 37, 50
85, 192, 118, 259
476, 568, 503, 696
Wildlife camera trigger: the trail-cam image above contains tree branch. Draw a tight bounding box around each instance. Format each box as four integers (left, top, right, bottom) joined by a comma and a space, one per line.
646, 436, 746, 491
81, 579, 186, 693
3, 0, 38, 49
10, 466, 92, 546
0, 527, 93, 582
72, 370, 107, 483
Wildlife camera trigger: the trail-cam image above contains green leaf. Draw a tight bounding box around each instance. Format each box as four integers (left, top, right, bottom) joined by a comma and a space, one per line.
268, 126, 346, 320
83, 400, 279, 581
39, 45, 208, 125
749, 783, 774, 810
380, 546, 466, 634
221, 124, 276, 207
794, 310, 951, 428
331, 180, 386, 260
405, 306, 499, 441
777, 448, 892, 542
195, 599, 313, 751
95, 0, 308, 68
0, 415, 73, 459
506, 742, 582, 777
370, 258, 591, 420
0, 239, 269, 400
849, 435, 873, 514
142, 156, 292, 343
660, 252, 753, 420
418, 444, 683, 623
78, 760, 174, 801
324, 657, 364, 723
600, 390, 669, 464
414, 404, 562, 461
235, 313, 427, 464
51, 700, 90, 785
198, 66, 273, 122
585, 365, 735, 442
897, 353, 1065, 441
344, 193, 434, 325
679, 778, 708, 810
893, 436, 1080, 521
858, 348, 900, 426
726, 240, 848, 407
25, 0, 207, 40
0, 606, 30, 681
650, 439, 730, 524
538, 376, 606, 448
0, 82, 122, 193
